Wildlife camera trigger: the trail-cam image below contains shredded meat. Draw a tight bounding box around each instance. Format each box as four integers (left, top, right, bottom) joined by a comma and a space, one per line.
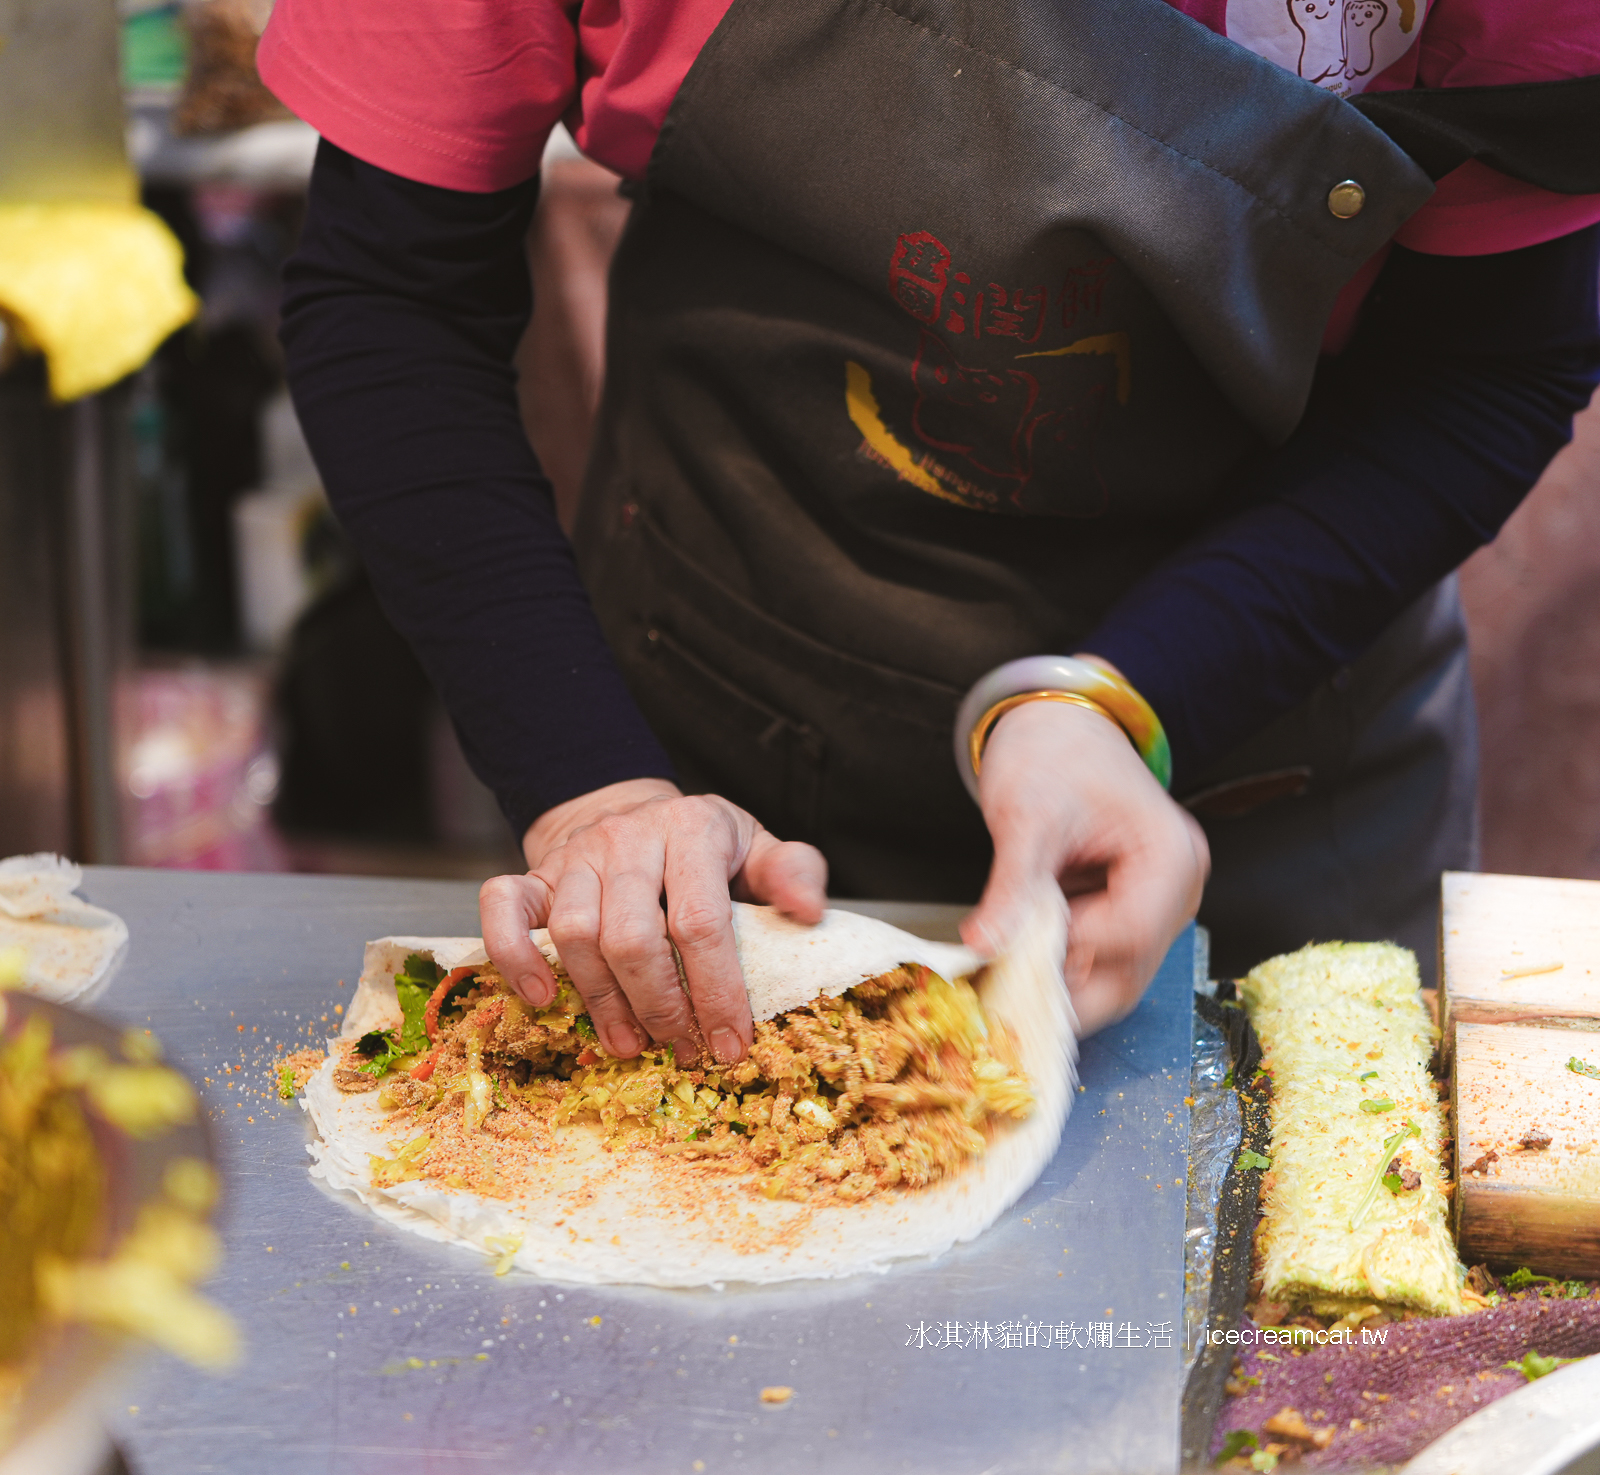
333, 1065, 380, 1093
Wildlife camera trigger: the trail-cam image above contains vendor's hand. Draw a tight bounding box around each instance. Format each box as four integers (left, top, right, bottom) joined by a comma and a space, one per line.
479, 778, 826, 1066
962, 698, 1208, 1036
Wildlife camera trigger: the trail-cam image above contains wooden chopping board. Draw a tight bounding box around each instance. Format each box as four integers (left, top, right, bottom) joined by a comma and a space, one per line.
1441, 871, 1600, 1055
1453, 1021, 1600, 1277
1444, 872, 1600, 1276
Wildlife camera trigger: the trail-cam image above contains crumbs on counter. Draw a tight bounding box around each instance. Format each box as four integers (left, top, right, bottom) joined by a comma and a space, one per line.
379, 1354, 490, 1375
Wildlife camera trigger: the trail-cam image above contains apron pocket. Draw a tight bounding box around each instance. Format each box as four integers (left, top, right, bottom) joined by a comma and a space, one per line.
636, 509, 963, 729
619, 510, 992, 898
635, 621, 826, 845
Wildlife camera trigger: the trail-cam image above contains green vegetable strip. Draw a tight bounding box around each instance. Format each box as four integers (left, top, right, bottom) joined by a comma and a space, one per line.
358, 954, 440, 1077
1349, 1120, 1421, 1231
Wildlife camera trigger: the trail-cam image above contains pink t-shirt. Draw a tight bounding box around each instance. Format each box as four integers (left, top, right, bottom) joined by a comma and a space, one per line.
259, 0, 1600, 257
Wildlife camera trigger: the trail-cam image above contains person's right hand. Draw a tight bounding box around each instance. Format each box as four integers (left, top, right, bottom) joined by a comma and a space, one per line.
478, 778, 826, 1067
962, 695, 1209, 1036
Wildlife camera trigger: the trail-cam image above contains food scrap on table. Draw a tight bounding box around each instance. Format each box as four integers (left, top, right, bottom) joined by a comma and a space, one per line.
0, 854, 128, 1003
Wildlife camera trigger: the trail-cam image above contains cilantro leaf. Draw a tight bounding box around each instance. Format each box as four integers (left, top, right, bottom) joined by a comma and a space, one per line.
354, 1028, 400, 1077
1567, 1056, 1600, 1081
1359, 1070, 1379, 1081
395, 953, 444, 992
574, 1014, 598, 1043
1215, 1430, 1258, 1465
1504, 1267, 1559, 1291
1382, 1172, 1403, 1195
1237, 1149, 1272, 1172
1506, 1350, 1572, 1381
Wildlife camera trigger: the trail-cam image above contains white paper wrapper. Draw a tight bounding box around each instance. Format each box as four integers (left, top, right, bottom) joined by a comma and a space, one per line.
0, 854, 128, 1002
305, 898, 1077, 1288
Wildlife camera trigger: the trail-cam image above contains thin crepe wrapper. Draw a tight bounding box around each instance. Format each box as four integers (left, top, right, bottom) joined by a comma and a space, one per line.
304, 900, 1077, 1286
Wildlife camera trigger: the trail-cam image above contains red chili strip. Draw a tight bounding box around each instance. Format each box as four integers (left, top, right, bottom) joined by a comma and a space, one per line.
424, 965, 480, 1042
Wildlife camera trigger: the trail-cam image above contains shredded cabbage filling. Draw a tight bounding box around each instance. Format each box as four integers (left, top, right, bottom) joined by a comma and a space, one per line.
343, 960, 1034, 1203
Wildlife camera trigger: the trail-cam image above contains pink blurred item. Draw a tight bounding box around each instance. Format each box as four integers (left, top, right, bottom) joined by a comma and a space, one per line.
120, 665, 288, 871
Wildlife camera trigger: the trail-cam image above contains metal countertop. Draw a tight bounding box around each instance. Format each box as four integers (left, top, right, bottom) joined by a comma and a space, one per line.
78, 867, 1196, 1475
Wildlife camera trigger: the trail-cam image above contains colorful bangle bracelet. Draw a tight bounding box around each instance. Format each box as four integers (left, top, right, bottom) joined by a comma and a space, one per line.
954, 655, 1173, 801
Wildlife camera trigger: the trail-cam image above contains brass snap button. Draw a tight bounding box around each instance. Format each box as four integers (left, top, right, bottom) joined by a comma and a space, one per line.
1327, 180, 1366, 219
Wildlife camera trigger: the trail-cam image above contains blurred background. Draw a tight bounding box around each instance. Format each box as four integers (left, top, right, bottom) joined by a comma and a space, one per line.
2, 0, 1598, 886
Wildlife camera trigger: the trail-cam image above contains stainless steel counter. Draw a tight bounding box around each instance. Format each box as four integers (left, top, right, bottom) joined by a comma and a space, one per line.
80, 868, 1195, 1475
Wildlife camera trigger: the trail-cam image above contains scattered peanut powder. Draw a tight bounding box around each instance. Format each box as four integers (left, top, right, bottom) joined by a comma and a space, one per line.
276, 1048, 325, 1095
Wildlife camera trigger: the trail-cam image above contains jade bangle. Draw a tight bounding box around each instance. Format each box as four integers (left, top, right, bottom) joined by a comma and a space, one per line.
954, 655, 1172, 801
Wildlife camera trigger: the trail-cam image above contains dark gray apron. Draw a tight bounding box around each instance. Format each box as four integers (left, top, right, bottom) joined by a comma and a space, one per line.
571, 0, 1471, 983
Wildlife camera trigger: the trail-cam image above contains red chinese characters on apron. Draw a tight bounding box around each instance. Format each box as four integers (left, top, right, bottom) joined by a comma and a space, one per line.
866, 231, 1124, 513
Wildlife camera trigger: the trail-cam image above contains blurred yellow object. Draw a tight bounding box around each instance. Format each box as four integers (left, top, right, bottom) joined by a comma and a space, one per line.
1, 1006, 240, 1386
0, 950, 22, 991
37, 1203, 240, 1369
0, 203, 197, 401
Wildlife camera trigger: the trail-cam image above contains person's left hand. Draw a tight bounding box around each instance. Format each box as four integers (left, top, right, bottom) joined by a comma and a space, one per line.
960, 697, 1209, 1034
478, 778, 825, 1066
